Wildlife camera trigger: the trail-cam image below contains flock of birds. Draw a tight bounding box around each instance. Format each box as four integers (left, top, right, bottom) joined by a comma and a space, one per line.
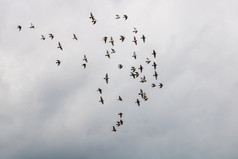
17, 12, 163, 132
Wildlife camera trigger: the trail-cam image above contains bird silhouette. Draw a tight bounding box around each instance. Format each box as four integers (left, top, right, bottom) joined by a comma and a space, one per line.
105, 50, 110, 59
152, 62, 157, 70
141, 34, 146, 43
99, 96, 104, 104
115, 15, 120, 19
92, 19, 97, 25
118, 112, 123, 118
152, 83, 156, 87
103, 36, 108, 43
57, 42, 63, 50
112, 126, 116, 132
73, 33, 78, 40
136, 99, 140, 106
49, 34, 54, 39
116, 122, 121, 127
83, 54, 88, 63
97, 88, 102, 94
56, 60, 61, 66
120, 35, 125, 42
29, 23, 35, 29
109, 37, 114, 46
41, 35, 45, 40
118, 64, 123, 69
138, 65, 143, 73
17, 25, 22, 31
132, 36, 137, 45
153, 71, 158, 80
143, 93, 148, 101
159, 83, 163, 88
118, 96, 122, 101
139, 89, 144, 97
131, 66, 136, 72
132, 51, 137, 59
140, 76, 147, 83
152, 50, 156, 58
89, 12, 95, 19
104, 73, 109, 84
111, 48, 115, 53
82, 63, 86, 69
123, 15, 128, 20
120, 119, 123, 125
133, 27, 138, 33
146, 58, 151, 64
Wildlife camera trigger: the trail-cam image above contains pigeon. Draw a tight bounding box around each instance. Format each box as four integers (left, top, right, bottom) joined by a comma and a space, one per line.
152, 50, 156, 58
118, 96, 122, 101
118, 112, 123, 118
73, 33, 78, 40
112, 126, 116, 132
17, 25, 22, 31
82, 63, 86, 69
49, 34, 54, 39
103, 36, 108, 43
133, 27, 138, 33
141, 34, 146, 43
132, 36, 137, 45
56, 60, 61, 66
120, 35, 125, 42
41, 35, 45, 40
97, 88, 102, 94
99, 96, 104, 104
104, 73, 109, 84
116, 15, 120, 19
29, 23, 34, 29
123, 15, 128, 20
57, 42, 63, 50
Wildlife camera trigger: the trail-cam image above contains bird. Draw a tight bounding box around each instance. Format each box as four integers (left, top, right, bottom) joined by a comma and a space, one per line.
138, 65, 143, 73
111, 48, 115, 53
104, 73, 109, 84
118, 64, 123, 69
140, 76, 147, 83
56, 60, 61, 66
123, 15, 128, 20
135, 72, 139, 78
152, 83, 156, 87
17, 25, 22, 31
143, 93, 148, 101
73, 33, 78, 40
153, 71, 158, 80
131, 66, 136, 72
103, 36, 108, 43
116, 121, 121, 127
141, 34, 146, 43
115, 15, 120, 19
29, 23, 34, 29
57, 42, 63, 50
112, 126, 116, 132
159, 83, 163, 88
132, 51, 137, 59
49, 34, 54, 39
133, 27, 138, 33
83, 54, 88, 62
118, 96, 122, 101
136, 99, 140, 106
118, 112, 123, 118
120, 119, 123, 125
146, 58, 151, 64
41, 35, 45, 40
92, 19, 97, 25
120, 35, 125, 42
152, 50, 156, 58
130, 72, 136, 79
82, 63, 86, 69
109, 37, 114, 46
105, 50, 110, 59
97, 88, 102, 94
132, 36, 137, 45
89, 12, 95, 19
99, 96, 104, 104
152, 62, 157, 70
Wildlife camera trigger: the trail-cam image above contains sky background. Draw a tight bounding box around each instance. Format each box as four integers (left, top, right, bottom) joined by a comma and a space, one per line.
1, 0, 238, 158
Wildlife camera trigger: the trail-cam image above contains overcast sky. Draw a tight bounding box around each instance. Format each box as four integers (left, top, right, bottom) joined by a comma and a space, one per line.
1, 0, 238, 159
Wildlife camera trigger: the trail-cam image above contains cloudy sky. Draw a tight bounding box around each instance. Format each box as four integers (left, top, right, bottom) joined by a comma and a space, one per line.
1, 0, 238, 158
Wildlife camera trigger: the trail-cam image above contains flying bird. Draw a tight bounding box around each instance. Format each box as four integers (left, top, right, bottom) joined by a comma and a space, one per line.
29, 23, 35, 29
82, 63, 86, 69
118, 96, 122, 101
109, 37, 114, 46
133, 27, 138, 33
118, 64, 123, 69
116, 121, 121, 127
132, 36, 137, 45
103, 36, 108, 43
73, 33, 78, 40
118, 112, 123, 118
89, 12, 95, 19
136, 99, 140, 106
49, 34, 54, 39
105, 50, 110, 59
120, 120, 123, 125
146, 58, 151, 64
92, 19, 97, 25
152, 50, 156, 58
135, 72, 139, 78
17, 25, 22, 31
141, 34, 146, 43
130, 72, 136, 79
111, 48, 115, 53
115, 15, 120, 19
104, 73, 109, 84
143, 93, 148, 101
83, 54, 88, 62
138, 65, 143, 73
97, 88, 102, 94
57, 42, 63, 50
131, 66, 136, 72
153, 71, 158, 80
112, 126, 116, 132
152, 62, 157, 70
56, 60, 61, 66
123, 15, 128, 20
41, 35, 45, 40
120, 35, 125, 42
140, 76, 147, 83
132, 51, 137, 59
152, 83, 156, 88
159, 83, 163, 88
99, 96, 104, 104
